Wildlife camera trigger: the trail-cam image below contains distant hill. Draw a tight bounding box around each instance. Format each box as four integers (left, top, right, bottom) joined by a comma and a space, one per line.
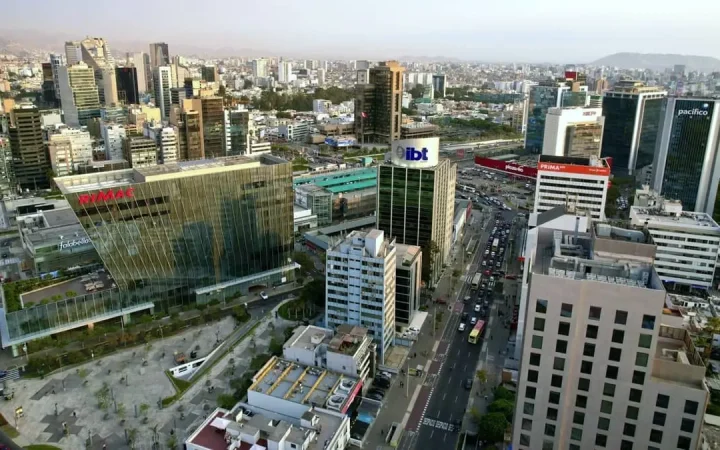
591, 53, 720, 72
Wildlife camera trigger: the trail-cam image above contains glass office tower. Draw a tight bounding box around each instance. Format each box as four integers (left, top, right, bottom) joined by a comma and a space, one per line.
525, 84, 563, 152
653, 98, 720, 214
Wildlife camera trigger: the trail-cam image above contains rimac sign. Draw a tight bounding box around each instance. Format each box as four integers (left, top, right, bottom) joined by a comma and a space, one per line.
78, 188, 135, 205
390, 137, 439, 168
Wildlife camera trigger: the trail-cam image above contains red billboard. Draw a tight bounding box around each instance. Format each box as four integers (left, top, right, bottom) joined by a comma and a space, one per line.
475, 157, 537, 179
537, 162, 610, 176
78, 188, 135, 205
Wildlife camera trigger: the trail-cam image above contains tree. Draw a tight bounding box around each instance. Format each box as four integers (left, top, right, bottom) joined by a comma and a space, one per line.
243, 79, 253, 89
434, 90, 443, 99
269, 337, 283, 356
409, 84, 425, 99
476, 369, 488, 384
167, 434, 178, 450
706, 317, 720, 334
277, 111, 293, 119
452, 269, 462, 278
493, 385, 515, 402
477, 412, 508, 443
293, 251, 314, 275
217, 393, 238, 409
488, 399, 514, 422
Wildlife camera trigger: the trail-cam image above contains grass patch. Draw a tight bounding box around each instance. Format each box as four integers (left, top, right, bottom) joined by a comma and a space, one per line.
26, 446, 63, 450
1, 423, 19, 438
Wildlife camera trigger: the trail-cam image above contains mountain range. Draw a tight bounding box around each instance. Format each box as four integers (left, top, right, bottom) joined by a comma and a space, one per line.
590, 53, 720, 72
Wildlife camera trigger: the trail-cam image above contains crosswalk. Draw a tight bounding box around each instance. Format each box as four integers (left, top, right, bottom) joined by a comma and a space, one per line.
422, 417, 458, 432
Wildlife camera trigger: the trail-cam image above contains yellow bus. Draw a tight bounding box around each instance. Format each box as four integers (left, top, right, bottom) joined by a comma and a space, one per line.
468, 320, 486, 344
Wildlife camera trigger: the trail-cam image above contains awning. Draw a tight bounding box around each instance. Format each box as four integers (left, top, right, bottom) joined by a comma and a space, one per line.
210, 417, 231, 430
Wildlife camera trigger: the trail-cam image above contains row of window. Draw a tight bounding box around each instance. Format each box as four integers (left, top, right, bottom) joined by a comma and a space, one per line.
535, 300, 656, 329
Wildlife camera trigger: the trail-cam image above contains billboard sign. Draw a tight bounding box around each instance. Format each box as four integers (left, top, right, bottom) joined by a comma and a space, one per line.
475, 157, 538, 179
537, 162, 610, 176
78, 187, 135, 205
58, 237, 91, 250
390, 137, 439, 168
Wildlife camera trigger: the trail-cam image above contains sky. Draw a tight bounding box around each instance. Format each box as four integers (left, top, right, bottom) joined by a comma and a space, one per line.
3, 0, 720, 62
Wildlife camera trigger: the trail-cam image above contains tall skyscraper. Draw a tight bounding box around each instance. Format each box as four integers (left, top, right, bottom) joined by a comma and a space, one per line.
355, 61, 405, 144
66, 38, 118, 106
115, 67, 139, 104
377, 137, 455, 284
153, 66, 172, 119
652, 98, 720, 215
512, 222, 707, 450
325, 229, 397, 362
41, 62, 57, 105
49, 54, 65, 101
57, 62, 102, 127
600, 80, 667, 175
64, 41, 82, 65
252, 58, 268, 78
8, 104, 50, 189
101, 123, 127, 160
182, 97, 225, 158
132, 52, 151, 94
525, 79, 589, 152
432, 74, 447, 97
278, 61, 292, 83
201, 65, 218, 83
226, 108, 254, 156
149, 42, 170, 68
542, 107, 605, 158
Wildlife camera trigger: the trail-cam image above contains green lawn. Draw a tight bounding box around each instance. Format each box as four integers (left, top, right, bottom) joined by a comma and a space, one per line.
26, 445, 63, 450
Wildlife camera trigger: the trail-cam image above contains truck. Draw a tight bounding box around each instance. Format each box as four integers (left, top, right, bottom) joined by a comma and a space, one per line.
492, 238, 499, 250
471, 273, 482, 289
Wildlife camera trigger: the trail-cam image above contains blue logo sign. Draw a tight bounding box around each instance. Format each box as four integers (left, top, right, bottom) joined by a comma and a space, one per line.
398, 146, 429, 161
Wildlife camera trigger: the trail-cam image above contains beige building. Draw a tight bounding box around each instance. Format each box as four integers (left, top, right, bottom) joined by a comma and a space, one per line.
354, 61, 404, 144
122, 135, 158, 168
512, 223, 708, 450
57, 62, 101, 127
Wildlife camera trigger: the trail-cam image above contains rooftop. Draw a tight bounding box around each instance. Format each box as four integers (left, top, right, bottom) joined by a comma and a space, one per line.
538, 154, 609, 169
630, 206, 720, 231
396, 244, 422, 268
285, 325, 334, 353
328, 324, 370, 355
651, 326, 706, 389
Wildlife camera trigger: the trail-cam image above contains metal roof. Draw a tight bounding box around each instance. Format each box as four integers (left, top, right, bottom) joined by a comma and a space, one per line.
325, 180, 376, 193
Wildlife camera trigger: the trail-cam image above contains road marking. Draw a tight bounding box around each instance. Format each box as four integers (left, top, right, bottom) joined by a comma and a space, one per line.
443, 392, 446, 401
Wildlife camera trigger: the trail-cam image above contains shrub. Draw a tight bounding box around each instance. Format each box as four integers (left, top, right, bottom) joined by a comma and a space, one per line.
217, 394, 237, 409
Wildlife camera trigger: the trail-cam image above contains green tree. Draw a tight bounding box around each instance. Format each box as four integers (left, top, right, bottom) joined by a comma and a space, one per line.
706, 317, 720, 334
488, 399, 514, 422
409, 84, 425, 99
269, 337, 284, 356
477, 412, 508, 443
476, 369, 488, 384
293, 252, 314, 275
493, 385, 515, 402
243, 79, 253, 89
277, 111, 294, 119
217, 394, 238, 409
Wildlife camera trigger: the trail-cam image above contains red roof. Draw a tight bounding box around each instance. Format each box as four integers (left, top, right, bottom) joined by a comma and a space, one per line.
190, 410, 269, 450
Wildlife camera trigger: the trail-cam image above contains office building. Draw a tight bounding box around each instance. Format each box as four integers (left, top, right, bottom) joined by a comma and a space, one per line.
66, 38, 118, 106
534, 155, 610, 220
57, 62, 102, 127
542, 107, 605, 158
316, 68, 326, 86
395, 244, 422, 327
156, 127, 178, 164
64, 41, 82, 65
588, 94, 603, 109
115, 67, 139, 105
201, 65, 218, 83
101, 123, 127, 160
278, 61, 292, 83
432, 74, 447, 97
278, 121, 310, 142
122, 135, 158, 168
49, 54, 65, 103
226, 108, 258, 156
41, 62, 57, 105
8, 104, 50, 189
511, 223, 708, 450
170, 87, 187, 106
652, 97, 720, 215
601, 80, 667, 175
377, 137, 456, 284
183, 97, 225, 158
153, 66, 172, 119
149, 42, 170, 68
631, 187, 720, 290
325, 229, 396, 362
355, 61, 404, 144
313, 99, 331, 114
47, 128, 93, 176
132, 52, 151, 93
594, 78, 610, 94
525, 79, 589, 152
179, 110, 203, 160
252, 58, 268, 78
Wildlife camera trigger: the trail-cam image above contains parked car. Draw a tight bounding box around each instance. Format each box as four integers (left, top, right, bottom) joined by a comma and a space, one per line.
259, 291, 269, 300
470, 317, 477, 325
464, 378, 473, 390
474, 304, 481, 312
458, 323, 466, 332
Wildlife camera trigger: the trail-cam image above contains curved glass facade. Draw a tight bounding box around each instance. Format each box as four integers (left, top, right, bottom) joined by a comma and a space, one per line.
526, 86, 561, 153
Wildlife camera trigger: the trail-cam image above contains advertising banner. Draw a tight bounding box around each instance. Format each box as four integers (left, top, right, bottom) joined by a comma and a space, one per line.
390, 137, 440, 169
537, 162, 610, 176
474, 157, 538, 179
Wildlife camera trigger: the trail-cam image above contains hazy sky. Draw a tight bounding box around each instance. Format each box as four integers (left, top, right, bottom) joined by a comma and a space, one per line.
4, 0, 720, 62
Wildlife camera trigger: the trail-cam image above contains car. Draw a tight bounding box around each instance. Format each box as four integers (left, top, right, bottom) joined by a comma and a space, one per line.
379, 371, 393, 379
367, 393, 383, 401
0, 253, 7, 258
408, 327, 420, 333
259, 291, 269, 300
458, 323, 466, 332
464, 296, 471, 303
374, 379, 390, 389
368, 389, 385, 398
474, 304, 481, 312
461, 312, 469, 321
470, 317, 477, 325
464, 378, 473, 390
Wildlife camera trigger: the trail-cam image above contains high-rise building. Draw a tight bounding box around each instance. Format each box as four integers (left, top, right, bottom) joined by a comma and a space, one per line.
8, 104, 50, 189
47, 128, 93, 176
66, 38, 118, 106
594, 78, 610, 94
432, 74, 447, 97
100, 123, 127, 160
325, 229, 397, 362
49, 54, 65, 103
115, 67, 139, 104
149, 42, 170, 68
180, 110, 202, 160
64, 41, 82, 65
395, 244, 422, 327
201, 65, 218, 83
157, 127, 178, 164
226, 108, 254, 156
533, 155, 610, 220
542, 107, 605, 158
41, 62, 57, 105
652, 97, 720, 215
278, 61, 292, 83
122, 135, 158, 168
183, 97, 225, 158
525, 79, 589, 152
57, 62, 102, 127
355, 61, 404, 144
153, 66, 172, 119
600, 80, 667, 175
511, 222, 708, 450
377, 137, 455, 284
252, 58, 268, 78
316, 68, 326, 86
132, 52, 151, 94
170, 87, 187, 106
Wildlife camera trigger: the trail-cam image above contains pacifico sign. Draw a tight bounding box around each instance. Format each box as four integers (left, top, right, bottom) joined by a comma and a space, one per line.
678, 103, 710, 117
78, 188, 135, 205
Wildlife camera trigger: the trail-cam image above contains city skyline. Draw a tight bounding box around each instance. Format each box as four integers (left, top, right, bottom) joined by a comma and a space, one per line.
3, 0, 720, 62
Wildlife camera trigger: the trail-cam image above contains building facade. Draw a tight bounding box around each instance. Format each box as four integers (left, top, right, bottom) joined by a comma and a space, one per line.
101, 123, 127, 160
57, 62, 102, 127
149, 42, 170, 68
8, 105, 50, 189
542, 107, 605, 158
354, 61, 404, 144
115, 67, 139, 105
122, 135, 158, 168
395, 244, 422, 327
153, 66, 172, 119
525, 80, 589, 152
432, 74, 447, 97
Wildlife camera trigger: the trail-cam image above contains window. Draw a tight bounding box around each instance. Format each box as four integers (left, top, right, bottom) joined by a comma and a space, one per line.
586, 324, 598, 339
531, 335, 543, 349
561, 303, 573, 317
535, 299, 548, 313
520, 434, 530, 446
527, 370, 539, 383
547, 407, 558, 421
612, 329, 625, 344
656, 394, 669, 409
603, 383, 616, 397
583, 343, 595, 357
626, 405, 639, 420
525, 386, 536, 399
558, 322, 570, 336
649, 429, 663, 443
685, 400, 699, 415
632, 370, 645, 385
629, 388, 642, 403
589, 306, 602, 320
553, 357, 565, 371
533, 317, 545, 331
529, 353, 541, 366
606, 365, 618, 380
677, 436, 691, 450
615, 310, 628, 325
635, 352, 649, 367
522, 418, 532, 431
598, 417, 610, 431
600, 400, 612, 414
638, 334, 652, 348
542, 440, 553, 450
578, 378, 590, 391
544, 423, 555, 437
570, 427, 582, 441
581, 360, 593, 374
573, 411, 585, 425
681, 418, 695, 433
642, 314, 656, 330
623, 423, 636, 437
551, 375, 562, 388
620, 439, 633, 450
653, 412, 666, 426
549, 391, 560, 405
576, 395, 587, 408
523, 402, 534, 415
595, 433, 607, 447
555, 340, 567, 353
609, 347, 622, 362
569, 445, 580, 450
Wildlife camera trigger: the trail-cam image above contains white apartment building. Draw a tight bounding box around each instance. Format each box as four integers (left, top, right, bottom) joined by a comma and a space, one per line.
513, 223, 708, 450
534, 155, 610, 220
630, 188, 720, 290
101, 123, 126, 160
325, 229, 396, 363
54, 127, 92, 163
47, 138, 73, 177
153, 66, 172, 119
278, 61, 293, 83
47, 127, 93, 177
278, 121, 311, 142
542, 107, 605, 158
252, 58, 268, 78
313, 99, 332, 114
145, 125, 178, 164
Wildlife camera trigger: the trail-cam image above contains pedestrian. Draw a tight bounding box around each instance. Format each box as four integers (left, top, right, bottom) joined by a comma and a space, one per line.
73, 411, 76, 418
484, 395, 488, 401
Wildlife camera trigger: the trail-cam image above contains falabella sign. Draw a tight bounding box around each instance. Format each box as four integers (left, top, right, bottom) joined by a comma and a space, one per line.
78, 187, 135, 205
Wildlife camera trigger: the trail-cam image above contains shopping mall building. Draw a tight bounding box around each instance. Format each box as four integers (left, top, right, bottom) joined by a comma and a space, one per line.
0, 156, 297, 352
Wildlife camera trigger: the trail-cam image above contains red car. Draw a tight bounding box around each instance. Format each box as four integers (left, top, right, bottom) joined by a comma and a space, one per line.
435, 297, 447, 304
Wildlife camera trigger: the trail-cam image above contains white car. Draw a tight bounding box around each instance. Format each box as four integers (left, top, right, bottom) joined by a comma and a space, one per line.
260, 291, 269, 300
470, 317, 478, 325
458, 323, 466, 332
474, 304, 481, 312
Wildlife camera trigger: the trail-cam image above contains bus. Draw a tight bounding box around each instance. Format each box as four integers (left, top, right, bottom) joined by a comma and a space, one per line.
462, 185, 476, 193
471, 273, 482, 289
468, 320, 486, 344
492, 238, 499, 250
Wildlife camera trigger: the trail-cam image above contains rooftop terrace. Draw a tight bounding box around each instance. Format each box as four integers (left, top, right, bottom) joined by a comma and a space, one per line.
651, 326, 706, 389
631, 206, 720, 230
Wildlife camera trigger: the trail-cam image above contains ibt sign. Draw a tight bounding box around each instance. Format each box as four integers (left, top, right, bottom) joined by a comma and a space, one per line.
397, 146, 429, 161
